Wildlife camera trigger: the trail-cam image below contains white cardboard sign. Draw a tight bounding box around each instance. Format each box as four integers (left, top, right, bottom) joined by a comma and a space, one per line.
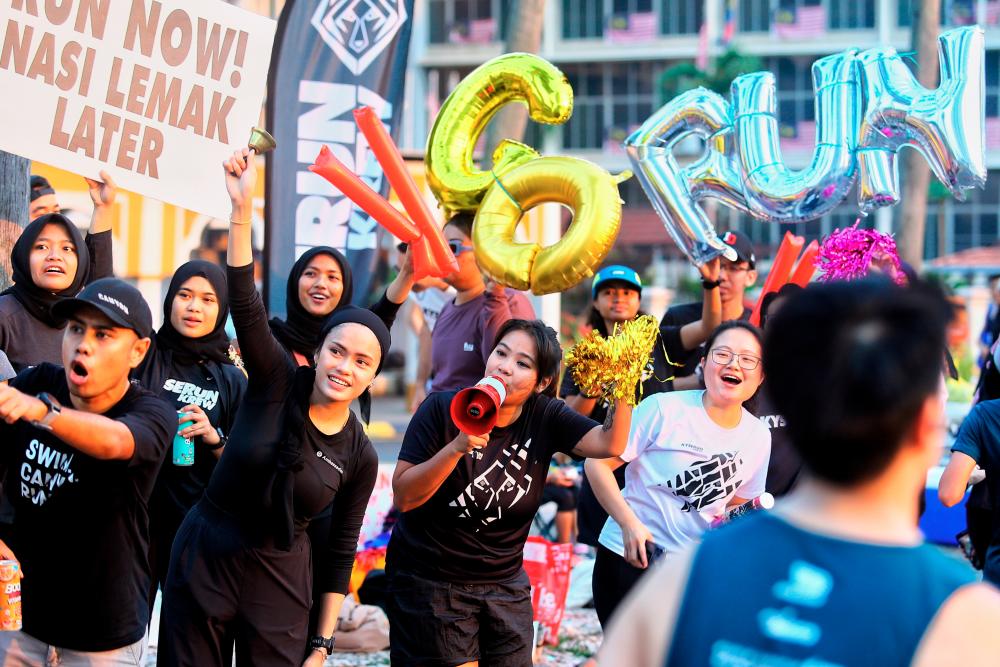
0, 0, 276, 219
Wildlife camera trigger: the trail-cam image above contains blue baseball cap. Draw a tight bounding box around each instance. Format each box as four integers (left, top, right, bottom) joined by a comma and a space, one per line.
592, 265, 642, 299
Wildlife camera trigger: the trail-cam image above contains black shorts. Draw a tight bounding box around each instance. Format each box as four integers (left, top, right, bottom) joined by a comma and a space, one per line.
541, 483, 578, 512
386, 568, 534, 667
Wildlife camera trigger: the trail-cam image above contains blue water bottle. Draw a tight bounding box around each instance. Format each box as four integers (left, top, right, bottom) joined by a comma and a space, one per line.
172, 410, 194, 466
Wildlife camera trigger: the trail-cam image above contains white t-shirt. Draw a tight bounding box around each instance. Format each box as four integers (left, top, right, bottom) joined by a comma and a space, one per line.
599, 390, 771, 556
411, 285, 454, 332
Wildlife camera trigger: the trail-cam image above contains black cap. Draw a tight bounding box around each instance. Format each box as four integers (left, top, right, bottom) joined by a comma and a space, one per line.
52, 278, 153, 338
722, 230, 756, 269
29, 175, 55, 202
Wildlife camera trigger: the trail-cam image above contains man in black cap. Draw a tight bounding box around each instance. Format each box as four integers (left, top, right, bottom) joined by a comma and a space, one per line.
0, 278, 174, 664
661, 230, 758, 390
28, 176, 60, 220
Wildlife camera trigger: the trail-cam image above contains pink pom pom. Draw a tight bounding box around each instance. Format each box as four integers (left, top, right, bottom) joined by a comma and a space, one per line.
815, 221, 905, 285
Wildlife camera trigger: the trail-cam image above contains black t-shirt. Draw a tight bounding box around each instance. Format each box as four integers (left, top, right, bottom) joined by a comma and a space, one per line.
754, 386, 802, 497
208, 262, 379, 594
135, 350, 247, 532
0, 364, 174, 651
387, 391, 597, 583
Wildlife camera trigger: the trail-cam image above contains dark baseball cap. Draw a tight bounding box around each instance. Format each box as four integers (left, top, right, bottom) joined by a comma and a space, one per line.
52, 278, 153, 338
721, 230, 756, 269
29, 175, 55, 202
592, 265, 643, 299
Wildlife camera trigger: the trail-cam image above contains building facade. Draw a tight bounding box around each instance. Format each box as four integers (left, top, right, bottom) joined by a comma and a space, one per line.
399, 0, 1000, 262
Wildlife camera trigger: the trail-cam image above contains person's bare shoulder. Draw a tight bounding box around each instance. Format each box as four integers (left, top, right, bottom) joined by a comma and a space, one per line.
596, 544, 697, 667
912, 582, 1000, 666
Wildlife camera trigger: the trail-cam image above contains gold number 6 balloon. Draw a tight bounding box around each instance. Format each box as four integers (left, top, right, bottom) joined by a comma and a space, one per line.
425, 53, 574, 216
472, 156, 631, 295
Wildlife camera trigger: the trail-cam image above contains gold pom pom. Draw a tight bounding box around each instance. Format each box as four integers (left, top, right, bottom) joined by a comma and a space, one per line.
564, 315, 662, 407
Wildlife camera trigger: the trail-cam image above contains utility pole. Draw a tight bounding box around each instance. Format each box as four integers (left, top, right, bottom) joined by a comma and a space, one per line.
897, 0, 941, 269
0, 151, 29, 290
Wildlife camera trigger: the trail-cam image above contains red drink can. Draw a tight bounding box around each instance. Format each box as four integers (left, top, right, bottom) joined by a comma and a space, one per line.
0, 560, 22, 631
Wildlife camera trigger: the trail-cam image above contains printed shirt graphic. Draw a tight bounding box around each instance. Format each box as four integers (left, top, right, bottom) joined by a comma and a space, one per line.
0, 363, 174, 650
388, 391, 596, 583
599, 390, 771, 556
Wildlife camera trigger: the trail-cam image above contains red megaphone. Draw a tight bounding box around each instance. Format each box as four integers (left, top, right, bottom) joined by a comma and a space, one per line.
450, 376, 508, 435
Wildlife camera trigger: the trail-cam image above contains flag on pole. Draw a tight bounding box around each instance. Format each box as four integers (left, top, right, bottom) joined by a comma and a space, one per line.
721, 0, 737, 45
773, 4, 826, 39
696, 22, 709, 69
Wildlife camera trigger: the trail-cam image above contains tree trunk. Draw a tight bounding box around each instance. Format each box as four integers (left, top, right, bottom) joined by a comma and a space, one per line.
897, 0, 940, 269
484, 0, 547, 152
0, 150, 30, 290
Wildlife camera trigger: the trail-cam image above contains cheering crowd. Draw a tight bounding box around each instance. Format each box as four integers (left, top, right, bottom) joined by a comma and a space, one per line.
0, 149, 999, 667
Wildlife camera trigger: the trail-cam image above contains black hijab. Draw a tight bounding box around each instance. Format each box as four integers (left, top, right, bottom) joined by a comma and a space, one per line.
155, 260, 232, 365
268, 306, 390, 549
2, 214, 91, 328
268, 246, 353, 359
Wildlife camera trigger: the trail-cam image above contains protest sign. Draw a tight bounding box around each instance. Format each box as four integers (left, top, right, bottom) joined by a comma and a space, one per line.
0, 0, 275, 219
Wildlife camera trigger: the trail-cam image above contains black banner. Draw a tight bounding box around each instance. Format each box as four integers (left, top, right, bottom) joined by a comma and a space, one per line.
264, 0, 414, 315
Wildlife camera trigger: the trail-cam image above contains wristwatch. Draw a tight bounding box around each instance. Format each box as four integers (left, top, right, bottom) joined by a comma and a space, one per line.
309, 635, 335, 656
31, 392, 62, 431
206, 427, 228, 451
701, 278, 722, 289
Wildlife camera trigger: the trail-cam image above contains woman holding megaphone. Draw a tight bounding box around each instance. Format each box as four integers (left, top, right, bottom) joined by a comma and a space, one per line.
386, 318, 633, 666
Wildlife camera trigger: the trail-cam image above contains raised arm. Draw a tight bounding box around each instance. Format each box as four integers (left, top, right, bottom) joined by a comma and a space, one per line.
223, 149, 291, 384
678, 258, 722, 351
84, 170, 117, 281
572, 398, 632, 459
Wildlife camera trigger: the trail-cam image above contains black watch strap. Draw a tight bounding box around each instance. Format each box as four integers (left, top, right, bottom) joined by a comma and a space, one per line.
701, 278, 722, 289
309, 635, 335, 654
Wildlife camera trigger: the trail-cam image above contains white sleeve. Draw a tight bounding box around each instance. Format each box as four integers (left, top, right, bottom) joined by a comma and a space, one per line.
620, 394, 663, 463
735, 423, 771, 499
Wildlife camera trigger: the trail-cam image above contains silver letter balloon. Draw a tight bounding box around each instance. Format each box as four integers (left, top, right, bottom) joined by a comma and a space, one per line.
625, 26, 986, 266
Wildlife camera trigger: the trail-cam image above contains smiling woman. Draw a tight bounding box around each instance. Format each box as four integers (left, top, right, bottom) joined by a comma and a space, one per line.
586, 320, 771, 629
155, 151, 392, 667
131, 260, 247, 622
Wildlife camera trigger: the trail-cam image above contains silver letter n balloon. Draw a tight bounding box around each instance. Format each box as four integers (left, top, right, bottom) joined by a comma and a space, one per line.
626, 26, 985, 267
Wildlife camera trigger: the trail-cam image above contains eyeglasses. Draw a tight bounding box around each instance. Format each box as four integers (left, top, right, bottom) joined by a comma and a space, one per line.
720, 262, 751, 274
709, 347, 761, 371
448, 240, 474, 256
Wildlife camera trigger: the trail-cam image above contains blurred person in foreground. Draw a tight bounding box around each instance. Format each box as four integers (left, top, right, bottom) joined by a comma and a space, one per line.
598, 279, 1000, 667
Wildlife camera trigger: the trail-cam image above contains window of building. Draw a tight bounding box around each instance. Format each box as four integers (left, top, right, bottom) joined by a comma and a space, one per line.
429, 0, 509, 44
561, 62, 656, 150
828, 0, 875, 29
740, 0, 771, 32
660, 0, 702, 35
897, 0, 949, 27
563, 0, 605, 39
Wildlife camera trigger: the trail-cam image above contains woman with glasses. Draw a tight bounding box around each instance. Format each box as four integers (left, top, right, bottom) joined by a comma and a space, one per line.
425, 213, 535, 395
585, 320, 771, 627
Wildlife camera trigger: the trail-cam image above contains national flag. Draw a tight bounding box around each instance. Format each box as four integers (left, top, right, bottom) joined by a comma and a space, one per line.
721, 0, 737, 45
987, 0, 1000, 25
696, 22, 709, 70
605, 11, 658, 43
773, 4, 826, 39
986, 117, 1000, 150
449, 17, 496, 44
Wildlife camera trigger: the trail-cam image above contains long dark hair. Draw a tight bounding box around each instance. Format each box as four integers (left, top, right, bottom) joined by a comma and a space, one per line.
492, 319, 562, 397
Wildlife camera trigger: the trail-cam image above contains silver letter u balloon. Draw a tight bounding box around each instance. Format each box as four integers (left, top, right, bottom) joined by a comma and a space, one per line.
626, 26, 985, 266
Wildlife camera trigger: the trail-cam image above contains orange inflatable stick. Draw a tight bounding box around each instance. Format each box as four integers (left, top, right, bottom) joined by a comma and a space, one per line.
788, 240, 820, 287
750, 231, 803, 326
309, 145, 421, 242
354, 106, 458, 276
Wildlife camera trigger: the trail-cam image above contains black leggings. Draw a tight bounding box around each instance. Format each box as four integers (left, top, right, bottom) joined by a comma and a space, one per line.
591, 544, 652, 628
158, 499, 312, 667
